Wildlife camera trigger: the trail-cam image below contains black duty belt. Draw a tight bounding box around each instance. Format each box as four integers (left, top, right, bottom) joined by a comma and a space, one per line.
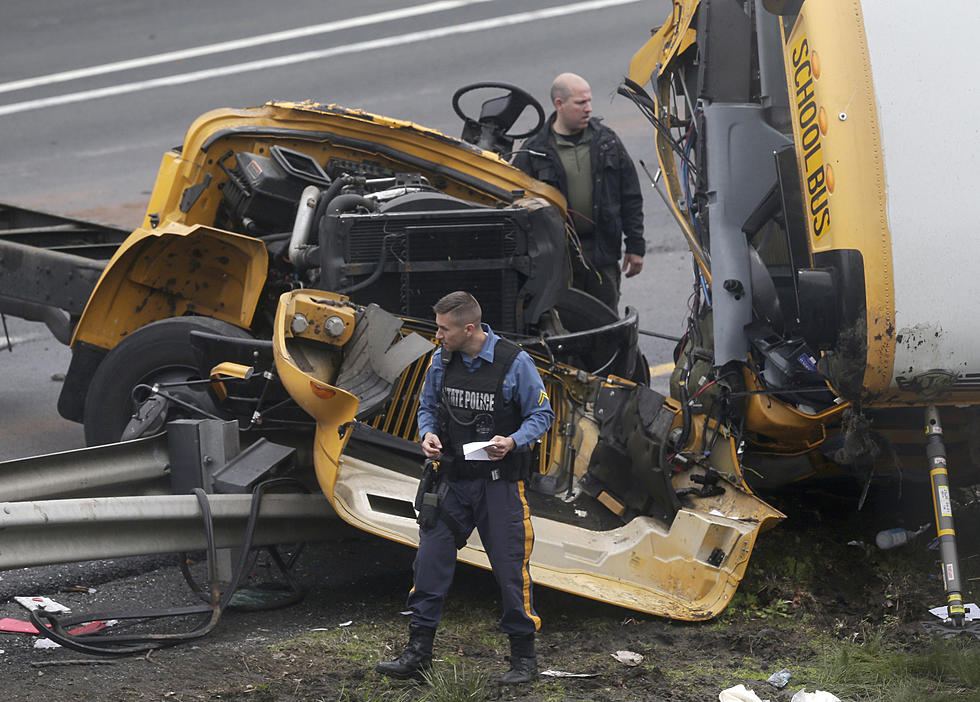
446, 459, 501, 482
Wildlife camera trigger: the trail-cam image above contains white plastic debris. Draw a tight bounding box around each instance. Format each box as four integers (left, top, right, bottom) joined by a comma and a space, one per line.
15, 596, 70, 614
540, 670, 597, 678
929, 602, 979, 621
574, 509, 588, 518
790, 689, 841, 702
611, 650, 643, 666
767, 668, 792, 688
718, 684, 770, 702
338, 620, 353, 627
33, 638, 61, 649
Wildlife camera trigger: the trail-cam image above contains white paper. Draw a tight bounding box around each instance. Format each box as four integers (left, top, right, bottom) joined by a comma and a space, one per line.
929, 602, 979, 621
790, 690, 841, 702
15, 596, 70, 614
462, 440, 494, 461
718, 685, 769, 702
540, 670, 597, 678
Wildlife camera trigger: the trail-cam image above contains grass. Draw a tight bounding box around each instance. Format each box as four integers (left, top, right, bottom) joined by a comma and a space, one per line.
336, 683, 414, 702
420, 662, 491, 702
206, 517, 979, 702
808, 633, 980, 702
267, 622, 390, 664
217, 613, 980, 702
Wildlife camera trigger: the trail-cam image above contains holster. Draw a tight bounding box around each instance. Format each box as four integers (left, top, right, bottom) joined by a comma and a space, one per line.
413, 459, 468, 549
414, 460, 442, 530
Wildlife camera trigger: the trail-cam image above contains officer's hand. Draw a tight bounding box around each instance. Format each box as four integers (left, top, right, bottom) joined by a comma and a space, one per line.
488, 435, 516, 461
421, 432, 443, 459
622, 253, 644, 278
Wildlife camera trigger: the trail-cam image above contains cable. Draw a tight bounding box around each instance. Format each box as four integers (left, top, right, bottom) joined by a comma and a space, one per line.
30, 489, 222, 655
638, 328, 683, 342
30, 480, 310, 655
1, 314, 11, 351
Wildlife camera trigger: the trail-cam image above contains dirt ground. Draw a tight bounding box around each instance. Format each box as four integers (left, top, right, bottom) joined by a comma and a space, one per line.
1, 483, 977, 702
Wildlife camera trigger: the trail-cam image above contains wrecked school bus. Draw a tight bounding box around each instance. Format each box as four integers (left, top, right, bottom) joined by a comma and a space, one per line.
3, 0, 978, 629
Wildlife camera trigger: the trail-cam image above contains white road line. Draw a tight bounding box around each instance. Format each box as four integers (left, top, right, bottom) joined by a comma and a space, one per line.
0, 0, 498, 96
0, 0, 642, 117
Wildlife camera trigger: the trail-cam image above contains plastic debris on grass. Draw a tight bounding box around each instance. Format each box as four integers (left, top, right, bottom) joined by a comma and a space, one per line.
790, 690, 841, 702
611, 650, 643, 666
540, 670, 598, 678
718, 684, 769, 702
766, 668, 791, 688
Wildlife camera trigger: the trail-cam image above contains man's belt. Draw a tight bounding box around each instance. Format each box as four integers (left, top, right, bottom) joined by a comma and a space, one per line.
444, 456, 500, 482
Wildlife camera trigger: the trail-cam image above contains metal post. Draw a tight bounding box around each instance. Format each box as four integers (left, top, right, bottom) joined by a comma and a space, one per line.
925, 405, 965, 626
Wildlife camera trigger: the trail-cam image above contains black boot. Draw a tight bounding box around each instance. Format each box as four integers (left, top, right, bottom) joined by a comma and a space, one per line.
501, 633, 537, 684
376, 623, 435, 679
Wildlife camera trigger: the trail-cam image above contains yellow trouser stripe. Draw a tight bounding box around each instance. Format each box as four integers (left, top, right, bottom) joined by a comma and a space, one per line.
517, 481, 541, 631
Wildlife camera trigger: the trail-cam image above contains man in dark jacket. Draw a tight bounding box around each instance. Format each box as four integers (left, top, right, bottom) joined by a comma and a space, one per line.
513, 73, 645, 310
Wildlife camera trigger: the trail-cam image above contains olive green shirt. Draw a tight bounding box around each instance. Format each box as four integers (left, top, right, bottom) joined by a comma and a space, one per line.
552, 126, 594, 237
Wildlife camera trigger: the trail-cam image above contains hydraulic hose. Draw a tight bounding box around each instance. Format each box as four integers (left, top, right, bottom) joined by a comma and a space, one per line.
337, 233, 398, 294
30, 481, 310, 655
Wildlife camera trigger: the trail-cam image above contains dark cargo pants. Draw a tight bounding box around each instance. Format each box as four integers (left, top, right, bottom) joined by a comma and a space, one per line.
407, 477, 540, 635
571, 253, 622, 310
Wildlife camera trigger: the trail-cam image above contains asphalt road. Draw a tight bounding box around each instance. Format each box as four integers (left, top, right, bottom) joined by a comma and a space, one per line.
0, 0, 692, 463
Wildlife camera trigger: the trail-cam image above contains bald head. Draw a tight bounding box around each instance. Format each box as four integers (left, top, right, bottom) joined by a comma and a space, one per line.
551, 73, 592, 135
551, 73, 589, 103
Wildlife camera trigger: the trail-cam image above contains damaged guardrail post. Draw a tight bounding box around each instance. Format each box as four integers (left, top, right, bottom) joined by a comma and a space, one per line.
166, 418, 299, 584
0, 418, 338, 573
167, 418, 242, 584
925, 405, 966, 627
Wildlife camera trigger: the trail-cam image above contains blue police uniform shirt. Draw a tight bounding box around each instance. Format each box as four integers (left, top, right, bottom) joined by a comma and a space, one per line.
418, 324, 554, 451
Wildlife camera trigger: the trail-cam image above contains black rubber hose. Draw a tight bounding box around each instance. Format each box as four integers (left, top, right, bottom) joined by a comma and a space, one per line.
29, 489, 223, 655
28, 482, 311, 655
337, 233, 398, 294
315, 176, 354, 219
325, 193, 378, 216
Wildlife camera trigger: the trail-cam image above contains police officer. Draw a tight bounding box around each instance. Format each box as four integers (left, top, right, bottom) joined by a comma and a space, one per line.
376, 291, 554, 685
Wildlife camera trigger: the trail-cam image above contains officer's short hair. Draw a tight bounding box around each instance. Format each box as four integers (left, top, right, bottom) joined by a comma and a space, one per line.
433, 291, 482, 327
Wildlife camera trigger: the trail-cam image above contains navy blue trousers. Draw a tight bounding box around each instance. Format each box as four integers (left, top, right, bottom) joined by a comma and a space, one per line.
407, 477, 540, 635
